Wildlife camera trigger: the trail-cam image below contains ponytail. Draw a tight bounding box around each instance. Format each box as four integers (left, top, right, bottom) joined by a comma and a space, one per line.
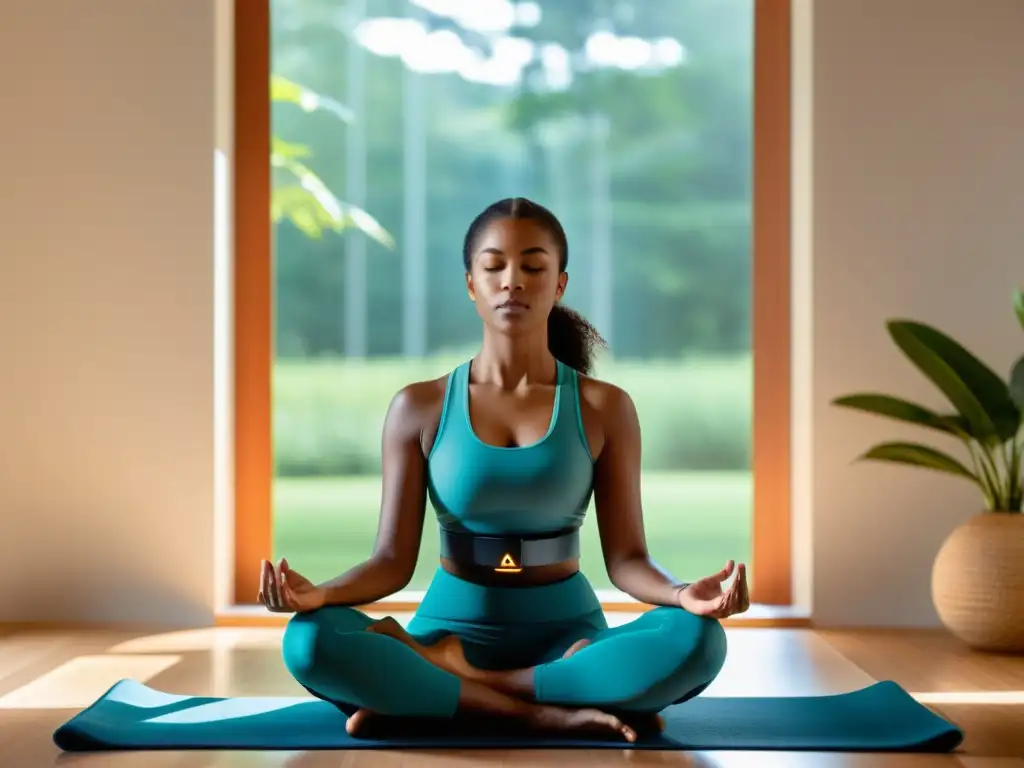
547, 303, 605, 375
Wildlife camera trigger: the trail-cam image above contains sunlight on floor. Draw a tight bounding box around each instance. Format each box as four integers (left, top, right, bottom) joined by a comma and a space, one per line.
682, 754, 879, 768
142, 695, 312, 724
108, 628, 282, 654
702, 630, 875, 697
911, 690, 1024, 705
0, 654, 182, 709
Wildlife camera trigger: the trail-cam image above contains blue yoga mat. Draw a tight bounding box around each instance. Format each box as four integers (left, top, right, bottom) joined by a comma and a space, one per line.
53, 679, 963, 752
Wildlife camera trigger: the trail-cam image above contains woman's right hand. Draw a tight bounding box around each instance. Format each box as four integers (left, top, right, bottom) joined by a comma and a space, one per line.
258, 557, 326, 613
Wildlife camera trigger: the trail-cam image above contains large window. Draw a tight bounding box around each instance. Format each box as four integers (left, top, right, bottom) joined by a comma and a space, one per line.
233, 0, 791, 608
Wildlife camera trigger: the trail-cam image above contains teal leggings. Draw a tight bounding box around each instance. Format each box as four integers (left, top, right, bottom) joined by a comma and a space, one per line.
282, 568, 727, 718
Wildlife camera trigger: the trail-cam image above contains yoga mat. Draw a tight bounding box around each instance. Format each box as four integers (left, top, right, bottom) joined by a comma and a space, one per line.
53, 679, 963, 753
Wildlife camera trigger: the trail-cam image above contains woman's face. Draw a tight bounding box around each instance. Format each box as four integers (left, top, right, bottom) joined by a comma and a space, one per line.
466, 217, 568, 335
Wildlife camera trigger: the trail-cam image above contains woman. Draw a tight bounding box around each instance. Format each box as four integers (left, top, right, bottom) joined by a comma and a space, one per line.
258, 197, 750, 743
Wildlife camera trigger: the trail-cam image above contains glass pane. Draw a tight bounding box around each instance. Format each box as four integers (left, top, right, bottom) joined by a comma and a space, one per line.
270, 0, 754, 594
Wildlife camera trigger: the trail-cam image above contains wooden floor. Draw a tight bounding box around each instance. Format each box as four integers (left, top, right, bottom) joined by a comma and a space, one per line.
0, 622, 1021, 766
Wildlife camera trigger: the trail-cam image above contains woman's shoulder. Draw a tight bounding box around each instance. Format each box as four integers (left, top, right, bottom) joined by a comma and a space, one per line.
575, 371, 638, 423
388, 374, 450, 422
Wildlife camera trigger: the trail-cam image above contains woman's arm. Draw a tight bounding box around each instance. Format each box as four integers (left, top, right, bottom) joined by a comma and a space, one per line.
590, 383, 689, 607
316, 384, 432, 606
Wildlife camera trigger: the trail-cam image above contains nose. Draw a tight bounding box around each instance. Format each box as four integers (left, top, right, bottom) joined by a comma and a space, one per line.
501, 264, 525, 292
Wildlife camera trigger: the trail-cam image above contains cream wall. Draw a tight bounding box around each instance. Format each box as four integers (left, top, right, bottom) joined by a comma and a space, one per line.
0, 0, 220, 627
0, 0, 1021, 627
803, 0, 1024, 626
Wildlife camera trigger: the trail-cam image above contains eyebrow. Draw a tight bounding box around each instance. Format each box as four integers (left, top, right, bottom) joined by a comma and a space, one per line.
479, 246, 549, 256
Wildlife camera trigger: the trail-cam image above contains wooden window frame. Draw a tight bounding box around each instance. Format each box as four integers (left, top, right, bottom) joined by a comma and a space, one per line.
230, 0, 792, 615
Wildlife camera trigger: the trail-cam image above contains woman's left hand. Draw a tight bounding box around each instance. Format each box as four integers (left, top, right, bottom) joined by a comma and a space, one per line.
677, 560, 750, 619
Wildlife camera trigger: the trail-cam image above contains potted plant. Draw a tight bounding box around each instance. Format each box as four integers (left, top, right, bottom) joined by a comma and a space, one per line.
832, 289, 1024, 652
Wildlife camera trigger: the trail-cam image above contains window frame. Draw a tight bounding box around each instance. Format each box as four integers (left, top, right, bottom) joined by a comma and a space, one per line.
229, 0, 793, 615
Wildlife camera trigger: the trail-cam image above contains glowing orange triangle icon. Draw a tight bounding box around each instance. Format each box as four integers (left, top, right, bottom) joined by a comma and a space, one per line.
495, 552, 521, 573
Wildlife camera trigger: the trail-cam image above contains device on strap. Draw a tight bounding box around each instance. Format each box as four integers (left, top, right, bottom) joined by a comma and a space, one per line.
439, 526, 581, 572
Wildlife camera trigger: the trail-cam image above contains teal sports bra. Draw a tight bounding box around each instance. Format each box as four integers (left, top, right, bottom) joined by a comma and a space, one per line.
426, 359, 595, 536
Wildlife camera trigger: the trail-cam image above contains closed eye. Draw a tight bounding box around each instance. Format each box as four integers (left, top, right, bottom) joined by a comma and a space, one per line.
482, 265, 546, 273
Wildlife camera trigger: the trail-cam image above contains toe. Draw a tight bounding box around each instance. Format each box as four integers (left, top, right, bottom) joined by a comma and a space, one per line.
600, 713, 634, 742
368, 616, 399, 633
562, 638, 592, 659
345, 709, 368, 736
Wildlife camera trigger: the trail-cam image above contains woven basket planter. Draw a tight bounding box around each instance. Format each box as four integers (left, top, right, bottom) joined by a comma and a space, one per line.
931, 512, 1024, 653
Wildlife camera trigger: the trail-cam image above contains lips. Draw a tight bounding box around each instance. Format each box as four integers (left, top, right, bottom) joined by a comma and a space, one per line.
498, 299, 528, 311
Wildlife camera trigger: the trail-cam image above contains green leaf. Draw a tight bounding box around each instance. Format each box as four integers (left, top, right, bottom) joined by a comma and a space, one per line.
1014, 288, 1024, 331
271, 184, 336, 240
831, 393, 967, 435
271, 150, 395, 249
344, 206, 396, 250
267, 72, 393, 249
1007, 436, 1023, 511
271, 136, 312, 161
271, 181, 395, 249
1011, 354, 1024, 412
973, 446, 1003, 509
271, 75, 354, 122
887, 320, 1020, 443
858, 441, 979, 482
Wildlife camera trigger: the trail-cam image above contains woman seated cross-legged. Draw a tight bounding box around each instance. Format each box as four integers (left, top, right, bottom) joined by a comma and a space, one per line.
257, 197, 750, 743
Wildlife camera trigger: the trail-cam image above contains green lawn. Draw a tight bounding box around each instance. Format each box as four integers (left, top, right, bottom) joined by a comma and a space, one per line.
273, 353, 752, 476
272, 470, 752, 592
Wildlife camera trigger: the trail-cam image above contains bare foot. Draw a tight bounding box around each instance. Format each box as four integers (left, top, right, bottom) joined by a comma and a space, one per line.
532, 705, 637, 742
424, 634, 474, 677
345, 708, 377, 737
624, 711, 665, 735
366, 617, 474, 678
562, 638, 591, 658
346, 704, 641, 743
560, 640, 662, 735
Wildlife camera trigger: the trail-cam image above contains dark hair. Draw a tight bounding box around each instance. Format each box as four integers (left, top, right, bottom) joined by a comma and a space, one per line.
462, 197, 607, 375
